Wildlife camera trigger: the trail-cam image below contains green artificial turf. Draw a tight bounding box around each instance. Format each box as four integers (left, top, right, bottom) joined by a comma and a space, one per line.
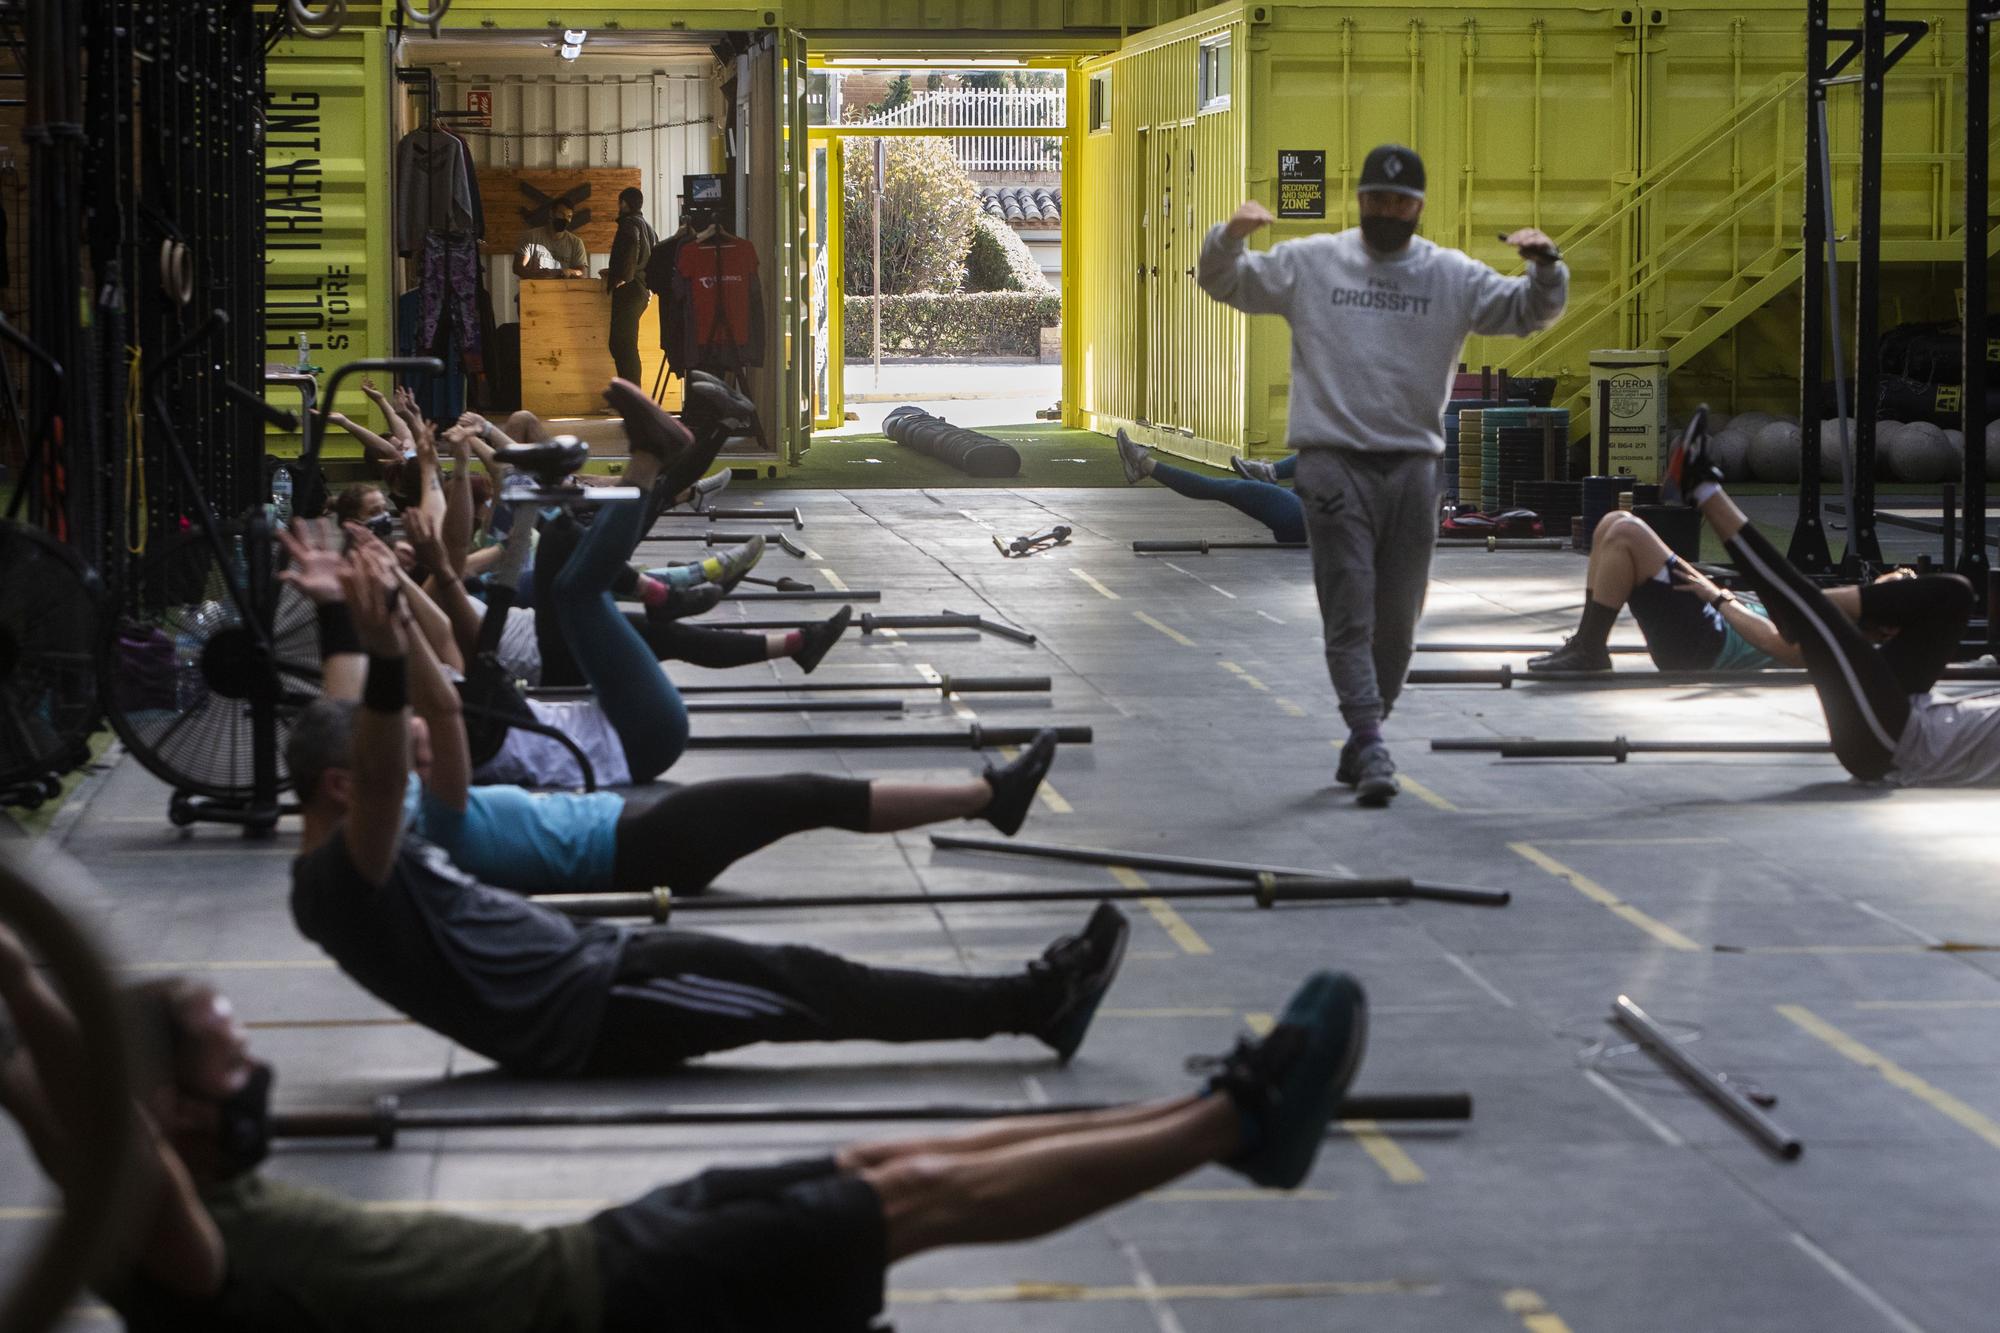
729, 425, 1236, 489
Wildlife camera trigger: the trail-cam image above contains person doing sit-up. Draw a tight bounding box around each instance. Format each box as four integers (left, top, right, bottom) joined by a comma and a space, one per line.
1662, 408, 1995, 785
289, 532, 1063, 897
1114, 430, 1306, 543
1, 932, 1366, 1333
281, 543, 1129, 1078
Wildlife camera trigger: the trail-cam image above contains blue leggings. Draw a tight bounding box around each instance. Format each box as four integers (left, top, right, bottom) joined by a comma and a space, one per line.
552, 496, 690, 783
1270, 454, 1297, 481
1151, 460, 1306, 543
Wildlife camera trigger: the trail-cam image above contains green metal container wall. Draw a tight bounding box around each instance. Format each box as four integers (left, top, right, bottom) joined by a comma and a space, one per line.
266, 29, 396, 444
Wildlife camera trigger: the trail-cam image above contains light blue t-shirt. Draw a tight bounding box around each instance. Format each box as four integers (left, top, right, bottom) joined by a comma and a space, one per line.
403, 776, 624, 892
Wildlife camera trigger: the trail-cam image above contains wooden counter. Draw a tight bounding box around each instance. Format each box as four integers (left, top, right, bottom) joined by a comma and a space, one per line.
518, 278, 678, 418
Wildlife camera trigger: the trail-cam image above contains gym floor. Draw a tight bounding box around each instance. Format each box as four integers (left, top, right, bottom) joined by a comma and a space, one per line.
12, 484, 2000, 1332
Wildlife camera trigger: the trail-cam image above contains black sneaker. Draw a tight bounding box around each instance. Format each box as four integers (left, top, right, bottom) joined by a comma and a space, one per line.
647, 582, 724, 623
1189, 971, 1369, 1189
684, 374, 757, 431
1335, 735, 1363, 787
793, 604, 853, 674
1661, 404, 1723, 506
603, 378, 694, 466
981, 728, 1058, 836
1032, 902, 1130, 1065
1353, 742, 1399, 807
1526, 636, 1613, 674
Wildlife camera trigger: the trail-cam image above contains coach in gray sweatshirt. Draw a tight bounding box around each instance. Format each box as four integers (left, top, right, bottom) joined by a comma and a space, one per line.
1197, 143, 1567, 807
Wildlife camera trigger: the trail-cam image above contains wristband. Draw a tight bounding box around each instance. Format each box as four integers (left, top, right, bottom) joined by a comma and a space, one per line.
315, 601, 361, 657
362, 654, 408, 713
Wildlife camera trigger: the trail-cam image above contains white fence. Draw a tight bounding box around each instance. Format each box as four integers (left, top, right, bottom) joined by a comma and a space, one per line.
854, 87, 1063, 175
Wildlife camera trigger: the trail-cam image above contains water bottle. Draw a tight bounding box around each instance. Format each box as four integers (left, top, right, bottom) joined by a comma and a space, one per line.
271, 465, 293, 527
296, 333, 311, 374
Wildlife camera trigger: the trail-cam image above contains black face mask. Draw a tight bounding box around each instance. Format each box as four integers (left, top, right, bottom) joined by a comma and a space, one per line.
550, 216, 571, 233
212, 1062, 274, 1178
1360, 214, 1417, 253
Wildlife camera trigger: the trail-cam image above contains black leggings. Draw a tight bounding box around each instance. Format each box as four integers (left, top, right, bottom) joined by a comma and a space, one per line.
610, 773, 871, 893
583, 926, 1049, 1073
1724, 523, 1972, 779
536, 514, 770, 688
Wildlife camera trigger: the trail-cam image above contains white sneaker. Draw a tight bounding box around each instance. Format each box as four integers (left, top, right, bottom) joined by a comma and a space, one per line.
1231, 455, 1281, 485
1115, 429, 1150, 485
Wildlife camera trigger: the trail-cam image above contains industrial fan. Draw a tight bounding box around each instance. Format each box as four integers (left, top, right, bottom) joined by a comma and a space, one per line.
0, 520, 107, 807
102, 517, 321, 825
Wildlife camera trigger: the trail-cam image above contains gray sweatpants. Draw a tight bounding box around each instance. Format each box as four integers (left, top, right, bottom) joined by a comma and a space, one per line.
1291, 447, 1440, 731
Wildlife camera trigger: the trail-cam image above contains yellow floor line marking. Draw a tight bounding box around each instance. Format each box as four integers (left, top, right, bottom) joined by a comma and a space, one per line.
1399, 775, 1459, 812
1273, 696, 1309, 717
1503, 1287, 1577, 1333
1343, 1118, 1427, 1184
1070, 567, 1121, 600
1244, 1012, 1275, 1037
996, 745, 1073, 814
1777, 1004, 2000, 1151
1855, 999, 2000, 1010
1102, 1007, 1239, 1019
1111, 866, 1210, 955
1509, 842, 1701, 952
1219, 660, 1270, 691
891, 1279, 1437, 1305
817, 567, 848, 591
1133, 610, 1197, 647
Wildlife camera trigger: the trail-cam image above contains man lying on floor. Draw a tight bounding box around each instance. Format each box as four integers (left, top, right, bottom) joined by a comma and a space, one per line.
280, 543, 1124, 1078
1662, 407, 1996, 786
0, 932, 1364, 1332
291, 537, 1062, 896
1115, 430, 1306, 543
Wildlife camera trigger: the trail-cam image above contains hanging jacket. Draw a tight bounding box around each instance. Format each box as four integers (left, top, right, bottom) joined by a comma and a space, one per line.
395, 128, 475, 255
674, 230, 764, 371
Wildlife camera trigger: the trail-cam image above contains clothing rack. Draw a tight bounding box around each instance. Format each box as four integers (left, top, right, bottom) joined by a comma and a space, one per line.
394, 66, 485, 414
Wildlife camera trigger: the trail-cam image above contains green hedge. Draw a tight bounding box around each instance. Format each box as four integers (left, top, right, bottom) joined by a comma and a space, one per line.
966, 215, 1052, 293
845, 291, 1060, 358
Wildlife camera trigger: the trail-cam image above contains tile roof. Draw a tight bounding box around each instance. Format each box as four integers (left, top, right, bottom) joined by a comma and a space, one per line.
977, 185, 1061, 227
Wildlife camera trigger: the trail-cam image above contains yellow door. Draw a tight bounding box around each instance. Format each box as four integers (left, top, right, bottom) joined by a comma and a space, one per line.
808, 133, 844, 431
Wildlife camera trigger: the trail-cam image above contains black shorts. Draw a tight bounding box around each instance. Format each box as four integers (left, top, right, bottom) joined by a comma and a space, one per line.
590, 1156, 888, 1333
1626, 576, 1726, 671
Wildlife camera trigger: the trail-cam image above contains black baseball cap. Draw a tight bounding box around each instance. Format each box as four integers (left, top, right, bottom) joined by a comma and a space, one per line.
1359, 144, 1425, 200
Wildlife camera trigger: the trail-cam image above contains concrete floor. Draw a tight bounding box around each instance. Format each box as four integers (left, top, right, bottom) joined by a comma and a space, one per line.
11, 484, 2000, 1331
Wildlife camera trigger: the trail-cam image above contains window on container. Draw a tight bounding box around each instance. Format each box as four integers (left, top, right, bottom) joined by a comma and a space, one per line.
1198, 35, 1231, 111
1089, 70, 1111, 133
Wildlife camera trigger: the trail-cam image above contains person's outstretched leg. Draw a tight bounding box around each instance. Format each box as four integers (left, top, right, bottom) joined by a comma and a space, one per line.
551, 454, 690, 782
1672, 432, 1909, 778
1534, 512, 1673, 673
583, 899, 1129, 1071
609, 738, 1056, 892
629, 603, 851, 674
1119, 430, 1306, 541
857, 970, 1367, 1258
1858, 574, 1975, 694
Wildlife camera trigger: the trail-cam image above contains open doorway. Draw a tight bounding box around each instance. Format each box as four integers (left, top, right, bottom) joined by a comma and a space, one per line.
808, 64, 1067, 438
384, 27, 797, 468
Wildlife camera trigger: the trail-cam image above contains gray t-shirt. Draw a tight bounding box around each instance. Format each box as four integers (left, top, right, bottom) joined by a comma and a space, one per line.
518, 226, 588, 274
290, 831, 627, 1075
1197, 226, 1568, 455
1890, 690, 2000, 786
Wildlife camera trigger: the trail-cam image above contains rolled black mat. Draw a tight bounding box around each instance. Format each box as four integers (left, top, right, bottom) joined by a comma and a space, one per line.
883, 405, 1023, 478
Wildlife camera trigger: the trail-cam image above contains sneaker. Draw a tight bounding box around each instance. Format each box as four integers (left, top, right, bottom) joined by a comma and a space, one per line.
1661, 404, 1723, 506
1032, 902, 1130, 1065
1353, 742, 1399, 807
647, 582, 725, 622
1525, 636, 1613, 674
700, 535, 765, 592
686, 469, 732, 512
602, 379, 694, 466
1191, 971, 1369, 1190
981, 727, 1059, 836
1230, 454, 1281, 485
1334, 735, 1363, 788
792, 604, 853, 674
684, 374, 757, 431
1114, 428, 1150, 485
